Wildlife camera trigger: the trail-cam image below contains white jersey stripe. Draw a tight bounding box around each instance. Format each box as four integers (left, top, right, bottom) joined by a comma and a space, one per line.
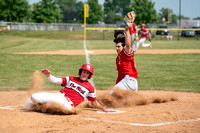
64, 76, 96, 100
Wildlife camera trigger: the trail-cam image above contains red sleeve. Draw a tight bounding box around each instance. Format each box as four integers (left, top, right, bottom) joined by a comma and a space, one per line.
88, 97, 96, 102
61, 77, 66, 87
87, 86, 96, 101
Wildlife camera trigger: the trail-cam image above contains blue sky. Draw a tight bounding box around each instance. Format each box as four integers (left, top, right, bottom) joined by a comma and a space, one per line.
28, 0, 200, 19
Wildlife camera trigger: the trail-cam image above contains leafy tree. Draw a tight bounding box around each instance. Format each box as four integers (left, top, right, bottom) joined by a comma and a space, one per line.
104, 10, 123, 24
129, 0, 157, 25
158, 8, 190, 24
103, 0, 130, 24
32, 0, 62, 23
57, 0, 83, 23
171, 14, 177, 24
74, 2, 84, 22
158, 8, 173, 23
0, 0, 30, 22
180, 16, 190, 20
193, 17, 200, 20
79, 0, 104, 24
104, 0, 130, 16
104, 0, 114, 15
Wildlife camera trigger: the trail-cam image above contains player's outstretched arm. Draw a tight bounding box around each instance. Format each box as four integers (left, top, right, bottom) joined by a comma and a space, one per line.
42, 69, 62, 84
92, 100, 115, 112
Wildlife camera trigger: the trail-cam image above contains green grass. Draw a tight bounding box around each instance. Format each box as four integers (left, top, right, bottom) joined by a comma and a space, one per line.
0, 53, 86, 90
0, 31, 84, 40
0, 31, 113, 40
0, 31, 200, 92
0, 36, 84, 52
86, 40, 200, 49
136, 54, 200, 92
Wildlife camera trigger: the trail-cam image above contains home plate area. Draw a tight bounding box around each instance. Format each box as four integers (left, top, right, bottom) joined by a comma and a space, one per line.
0, 90, 200, 132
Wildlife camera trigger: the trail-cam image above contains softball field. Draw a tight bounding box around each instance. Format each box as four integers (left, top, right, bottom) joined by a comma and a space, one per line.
0, 49, 200, 133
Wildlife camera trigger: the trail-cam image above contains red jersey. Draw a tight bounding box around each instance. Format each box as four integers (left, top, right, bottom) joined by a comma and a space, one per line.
140, 28, 149, 38
60, 76, 96, 107
129, 23, 137, 34
116, 48, 138, 84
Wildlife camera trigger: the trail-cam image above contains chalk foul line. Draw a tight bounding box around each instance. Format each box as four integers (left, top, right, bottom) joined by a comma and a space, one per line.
2, 105, 199, 127
83, 117, 200, 127
0, 105, 21, 111
83, 40, 95, 88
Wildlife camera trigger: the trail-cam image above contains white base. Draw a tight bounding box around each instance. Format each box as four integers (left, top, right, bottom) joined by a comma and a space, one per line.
97, 110, 126, 114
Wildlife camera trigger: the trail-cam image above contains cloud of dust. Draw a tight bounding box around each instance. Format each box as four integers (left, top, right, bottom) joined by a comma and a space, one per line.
23, 97, 79, 115
96, 88, 178, 108
27, 70, 43, 96
24, 70, 78, 115
148, 92, 178, 103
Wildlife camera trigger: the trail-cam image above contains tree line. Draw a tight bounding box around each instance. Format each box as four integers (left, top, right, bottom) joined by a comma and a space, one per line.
0, 0, 199, 24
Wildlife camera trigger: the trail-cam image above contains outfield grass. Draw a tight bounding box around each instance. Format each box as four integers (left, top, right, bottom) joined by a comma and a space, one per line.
86, 40, 200, 49
0, 31, 113, 40
1, 30, 199, 41
135, 54, 200, 92
0, 31, 199, 92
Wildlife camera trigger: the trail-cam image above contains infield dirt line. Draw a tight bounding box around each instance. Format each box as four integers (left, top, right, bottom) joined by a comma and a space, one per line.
83, 117, 200, 127
14, 49, 200, 55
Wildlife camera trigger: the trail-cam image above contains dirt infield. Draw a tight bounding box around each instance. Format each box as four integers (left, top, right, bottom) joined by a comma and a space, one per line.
0, 71, 200, 132
0, 90, 200, 133
14, 49, 200, 55
3, 50, 199, 132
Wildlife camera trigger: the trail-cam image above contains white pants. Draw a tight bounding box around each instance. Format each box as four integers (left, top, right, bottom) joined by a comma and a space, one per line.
136, 38, 151, 51
114, 75, 138, 91
31, 92, 74, 110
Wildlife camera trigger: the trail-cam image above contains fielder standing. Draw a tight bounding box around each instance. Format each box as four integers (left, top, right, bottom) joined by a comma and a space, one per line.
125, 11, 138, 51
31, 64, 114, 112
135, 23, 152, 51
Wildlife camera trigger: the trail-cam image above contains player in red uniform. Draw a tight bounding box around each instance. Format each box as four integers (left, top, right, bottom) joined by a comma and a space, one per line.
31, 64, 114, 112
129, 22, 139, 51
113, 29, 138, 91
110, 12, 138, 93
135, 23, 152, 51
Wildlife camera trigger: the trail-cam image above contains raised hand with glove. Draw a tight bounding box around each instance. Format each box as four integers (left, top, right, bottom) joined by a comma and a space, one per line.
124, 11, 138, 51
124, 11, 136, 28
114, 11, 136, 40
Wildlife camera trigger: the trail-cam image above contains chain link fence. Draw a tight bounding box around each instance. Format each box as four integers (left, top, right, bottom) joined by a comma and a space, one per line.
0, 21, 199, 40
0, 21, 117, 31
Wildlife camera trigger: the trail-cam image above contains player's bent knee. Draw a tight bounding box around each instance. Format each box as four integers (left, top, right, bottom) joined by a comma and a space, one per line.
31, 93, 43, 104
30, 94, 38, 104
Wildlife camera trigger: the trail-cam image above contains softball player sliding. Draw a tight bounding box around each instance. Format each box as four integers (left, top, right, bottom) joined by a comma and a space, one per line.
135, 23, 152, 51
31, 64, 115, 112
